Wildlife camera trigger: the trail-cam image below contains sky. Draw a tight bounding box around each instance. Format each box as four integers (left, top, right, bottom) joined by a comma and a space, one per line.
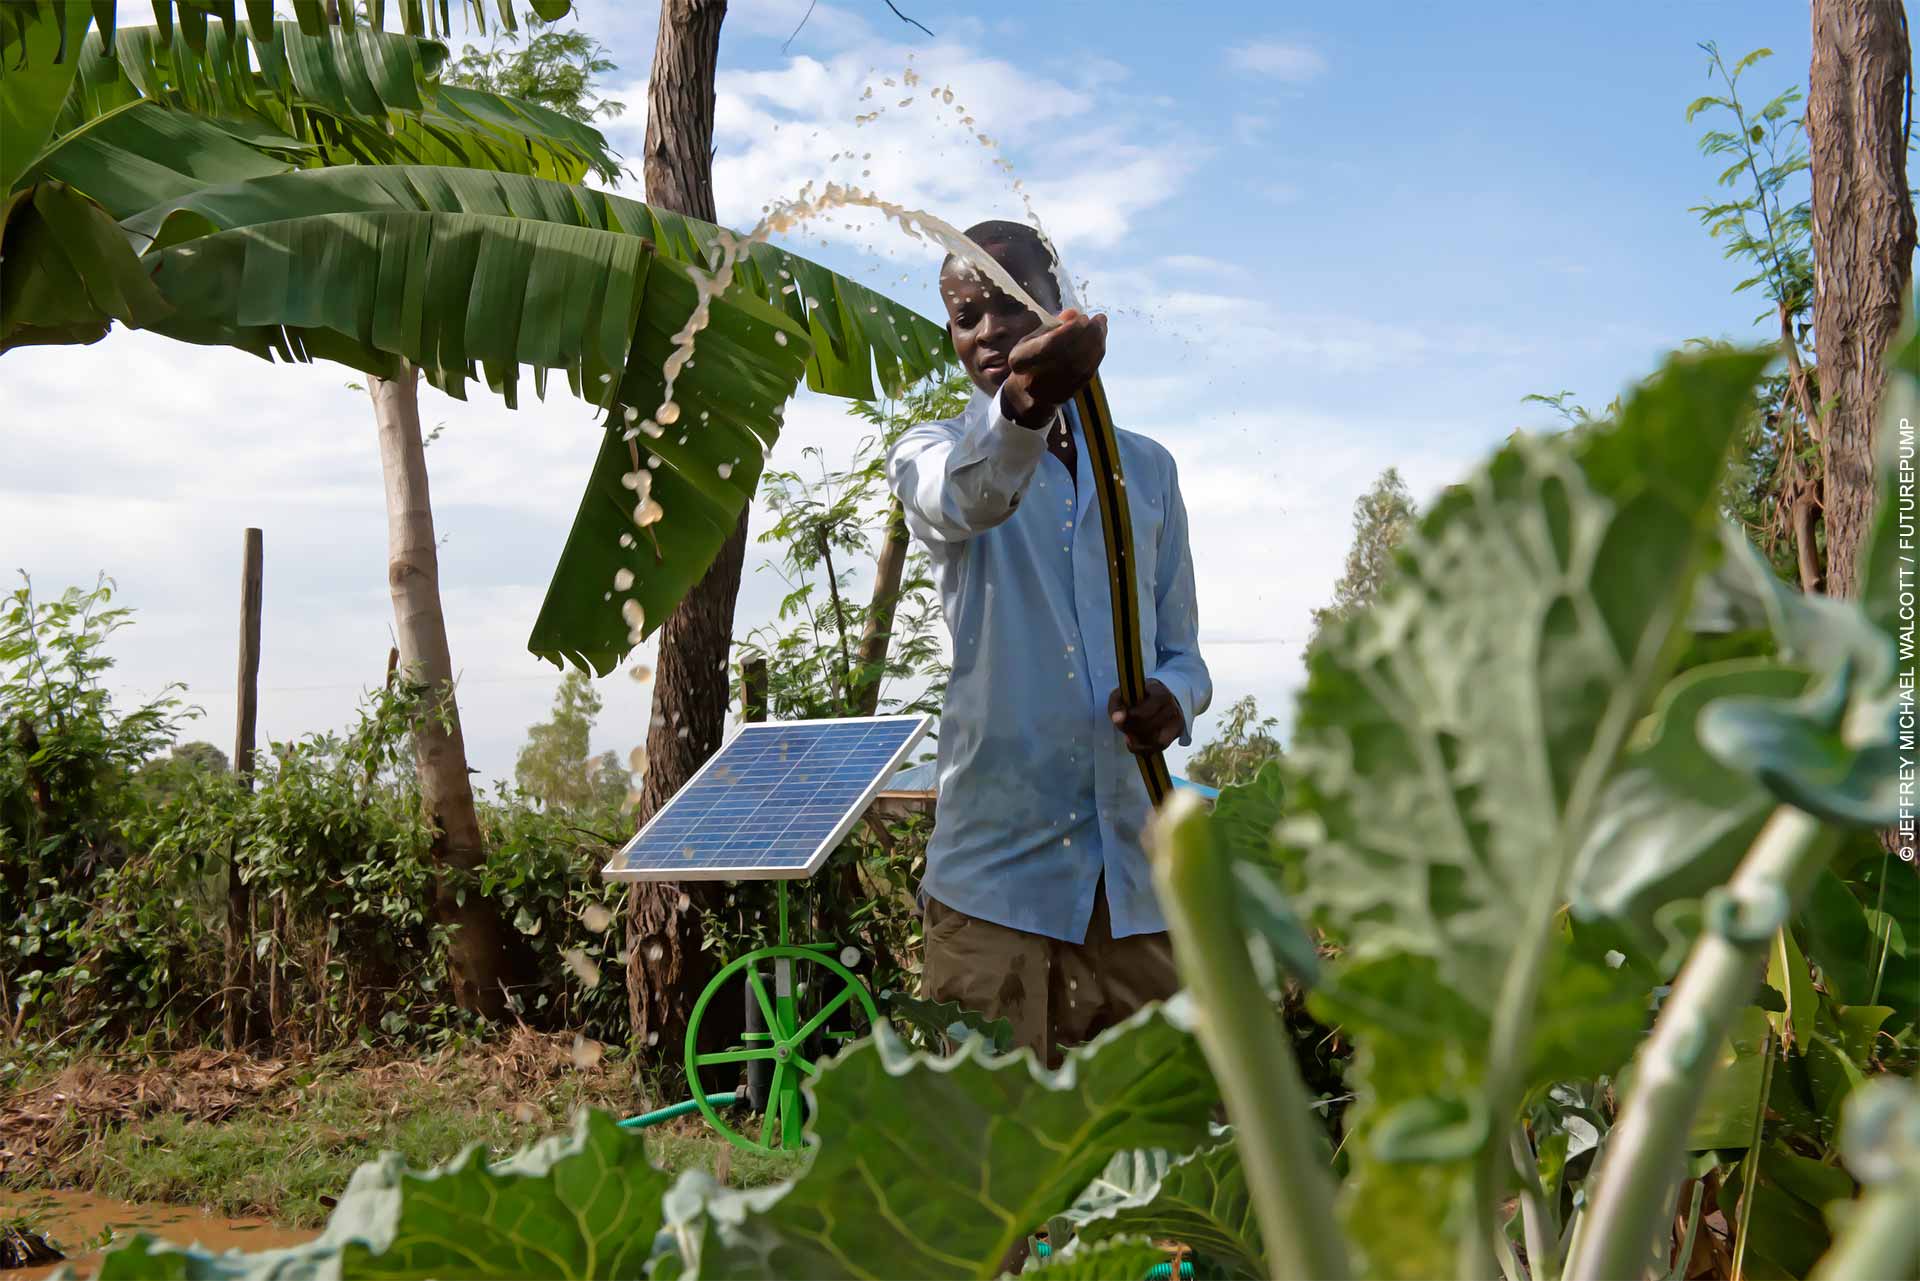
0, 0, 1850, 789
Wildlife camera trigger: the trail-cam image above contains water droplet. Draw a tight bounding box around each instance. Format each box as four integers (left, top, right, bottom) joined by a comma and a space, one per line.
775, 332, 788, 346
839, 946, 861, 967
614, 568, 635, 591
645, 941, 665, 962
571, 1033, 604, 1067
718, 462, 734, 479
630, 663, 652, 682
562, 950, 602, 989
657, 400, 681, 425
629, 745, 648, 772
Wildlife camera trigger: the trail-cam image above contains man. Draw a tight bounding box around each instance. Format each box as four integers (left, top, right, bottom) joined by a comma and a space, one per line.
887, 220, 1211, 1069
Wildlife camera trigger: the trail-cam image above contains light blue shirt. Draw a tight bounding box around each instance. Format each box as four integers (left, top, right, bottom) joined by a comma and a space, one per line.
886, 386, 1211, 943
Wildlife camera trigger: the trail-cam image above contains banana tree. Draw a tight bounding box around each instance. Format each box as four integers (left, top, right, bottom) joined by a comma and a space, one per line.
1, 2, 953, 1017
4, 0, 626, 1021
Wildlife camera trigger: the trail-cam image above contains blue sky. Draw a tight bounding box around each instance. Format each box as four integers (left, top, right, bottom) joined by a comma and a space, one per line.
1, 0, 1860, 786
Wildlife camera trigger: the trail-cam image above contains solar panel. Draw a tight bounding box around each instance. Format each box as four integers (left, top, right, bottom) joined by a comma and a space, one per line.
602, 714, 932, 883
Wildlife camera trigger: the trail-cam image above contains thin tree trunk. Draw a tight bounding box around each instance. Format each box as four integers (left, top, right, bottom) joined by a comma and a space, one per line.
626, 0, 733, 1063
1777, 301, 1826, 594
851, 499, 910, 716
224, 528, 263, 1049
370, 366, 518, 1020
818, 530, 854, 708
1808, 0, 1916, 598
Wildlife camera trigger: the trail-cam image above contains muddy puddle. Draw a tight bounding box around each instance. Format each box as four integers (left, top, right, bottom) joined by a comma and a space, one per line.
1, 1189, 317, 1279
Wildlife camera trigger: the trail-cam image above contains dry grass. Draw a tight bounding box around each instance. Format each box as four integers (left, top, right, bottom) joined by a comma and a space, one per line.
1, 1029, 798, 1228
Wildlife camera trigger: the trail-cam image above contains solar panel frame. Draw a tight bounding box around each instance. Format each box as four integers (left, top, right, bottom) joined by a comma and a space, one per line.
601, 713, 933, 884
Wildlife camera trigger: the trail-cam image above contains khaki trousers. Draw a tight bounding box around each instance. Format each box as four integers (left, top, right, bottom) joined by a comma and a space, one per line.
920, 884, 1179, 1069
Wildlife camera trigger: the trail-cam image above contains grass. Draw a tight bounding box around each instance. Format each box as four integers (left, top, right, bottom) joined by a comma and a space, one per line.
4, 1033, 805, 1229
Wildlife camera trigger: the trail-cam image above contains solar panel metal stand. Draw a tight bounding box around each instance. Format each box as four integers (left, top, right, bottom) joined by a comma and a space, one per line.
603, 715, 929, 1154
684, 879, 879, 1153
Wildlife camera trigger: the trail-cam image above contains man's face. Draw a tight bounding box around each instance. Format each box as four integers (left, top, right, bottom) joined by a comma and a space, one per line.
940, 243, 1060, 395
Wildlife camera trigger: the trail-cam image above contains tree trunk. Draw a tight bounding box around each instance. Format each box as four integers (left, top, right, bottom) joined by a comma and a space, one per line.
1808, 0, 1916, 598
851, 499, 910, 716
626, 0, 734, 1063
225, 527, 263, 1049
370, 366, 519, 1020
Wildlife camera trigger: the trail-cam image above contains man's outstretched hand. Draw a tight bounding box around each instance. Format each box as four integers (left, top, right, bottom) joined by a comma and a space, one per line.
1001, 309, 1107, 428
1108, 680, 1184, 754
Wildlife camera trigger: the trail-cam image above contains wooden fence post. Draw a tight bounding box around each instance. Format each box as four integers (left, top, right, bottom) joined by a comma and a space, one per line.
224, 528, 263, 1049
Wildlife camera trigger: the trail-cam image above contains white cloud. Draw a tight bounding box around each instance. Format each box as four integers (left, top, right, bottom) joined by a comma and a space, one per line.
597, 31, 1192, 261
1227, 41, 1328, 82
1231, 113, 1272, 146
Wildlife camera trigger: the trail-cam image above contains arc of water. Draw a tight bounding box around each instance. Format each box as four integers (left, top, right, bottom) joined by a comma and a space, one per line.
611, 174, 1169, 808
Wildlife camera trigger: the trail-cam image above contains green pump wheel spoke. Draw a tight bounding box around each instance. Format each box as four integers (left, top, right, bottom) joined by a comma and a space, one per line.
694, 1047, 777, 1067
745, 964, 780, 1035
792, 982, 857, 1044
760, 1061, 789, 1146
789, 1050, 820, 1076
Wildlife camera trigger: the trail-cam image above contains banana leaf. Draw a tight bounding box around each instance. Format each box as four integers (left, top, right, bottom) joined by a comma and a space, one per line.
116, 164, 955, 669
125, 165, 955, 402
0, 180, 170, 349
0, 1, 94, 193
0, 1, 567, 51
23, 98, 299, 219
55, 21, 619, 185
105, 165, 949, 670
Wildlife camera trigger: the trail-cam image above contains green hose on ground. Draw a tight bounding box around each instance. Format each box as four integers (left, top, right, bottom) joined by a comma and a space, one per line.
618, 1093, 740, 1130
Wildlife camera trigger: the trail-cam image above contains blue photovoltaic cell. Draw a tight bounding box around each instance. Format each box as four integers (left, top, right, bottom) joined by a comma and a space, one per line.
603, 715, 929, 882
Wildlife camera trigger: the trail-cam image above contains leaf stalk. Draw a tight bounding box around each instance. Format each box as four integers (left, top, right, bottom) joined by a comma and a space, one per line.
1152, 795, 1350, 1281
1568, 805, 1839, 1281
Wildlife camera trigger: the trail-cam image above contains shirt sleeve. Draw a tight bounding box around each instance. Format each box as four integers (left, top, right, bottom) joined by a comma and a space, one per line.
1149, 455, 1211, 747
885, 387, 1050, 544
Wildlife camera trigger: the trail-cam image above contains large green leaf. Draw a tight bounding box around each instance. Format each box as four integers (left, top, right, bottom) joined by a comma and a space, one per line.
1265, 347, 1770, 1276
1063, 1141, 1264, 1279
133, 202, 813, 675
25, 98, 298, 220
88, 1109, 667, 1279
0, 180, 170, 351
103, 164, 946, 670
57, 22, 620, 184
125, 165, 953, 402
1811, 1078, 1920, 1281
1207, 764, 1319, 988
878, 989, 1017, 1055
3, 1, 566, 50
0, 0, 93, 193
1209, 760, 1283, 870
1569, 657, 1810, 963
662, 1003, 1219, 1280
